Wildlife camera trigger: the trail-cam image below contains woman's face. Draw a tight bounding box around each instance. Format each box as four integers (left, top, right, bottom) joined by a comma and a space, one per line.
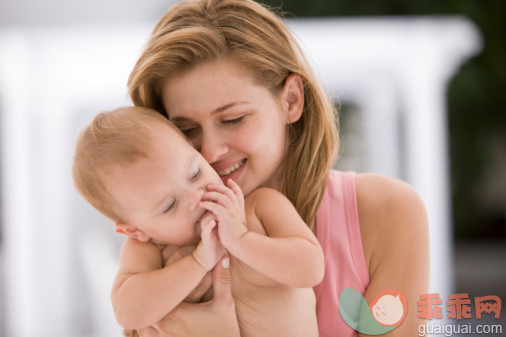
161, 58, 293, 196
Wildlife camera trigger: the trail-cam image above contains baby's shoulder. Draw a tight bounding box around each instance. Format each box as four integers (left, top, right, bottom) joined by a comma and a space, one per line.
117, 238, 166, 273
244, 187, 297, 224
121, 237, 164, 255
245, 187, 286, 209
243, 188, 284, 234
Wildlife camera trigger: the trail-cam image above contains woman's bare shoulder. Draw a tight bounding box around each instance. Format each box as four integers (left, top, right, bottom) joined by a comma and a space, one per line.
355, 173, 426, 213
355, 173, 429, 277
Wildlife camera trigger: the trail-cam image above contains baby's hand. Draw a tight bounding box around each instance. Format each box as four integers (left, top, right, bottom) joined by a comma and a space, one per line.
192, 212, 226, 272
199, 179, 248, 250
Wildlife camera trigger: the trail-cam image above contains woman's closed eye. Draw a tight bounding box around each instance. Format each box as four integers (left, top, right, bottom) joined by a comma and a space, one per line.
222, 116, 244, 125
180, 127, 198, 137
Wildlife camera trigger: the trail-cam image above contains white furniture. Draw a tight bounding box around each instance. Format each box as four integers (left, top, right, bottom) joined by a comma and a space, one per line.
0, 17, 481, 337
289, 16, 482, 300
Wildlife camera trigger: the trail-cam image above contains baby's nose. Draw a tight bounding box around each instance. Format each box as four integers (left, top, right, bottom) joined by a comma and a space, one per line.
187, 188, 204, 211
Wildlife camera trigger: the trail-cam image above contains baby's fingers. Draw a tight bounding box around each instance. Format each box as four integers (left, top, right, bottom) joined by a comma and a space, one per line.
227, 179, 244, 206
199, 211, 216, 225
207, 183, 237, 203
210, 227, 223, 249
199, 200, 224, 218
202, 191, 232, 208
200, 219, 216, 245
200, 219, 212, 237
203, 219, 217, 232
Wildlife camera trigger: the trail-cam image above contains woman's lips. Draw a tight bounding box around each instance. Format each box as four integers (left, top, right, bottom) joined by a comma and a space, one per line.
215, 159, 246, 176
215, 159, 246, 182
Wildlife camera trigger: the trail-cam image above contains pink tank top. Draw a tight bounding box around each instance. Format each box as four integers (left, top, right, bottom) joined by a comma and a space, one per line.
313, 170, 370, 336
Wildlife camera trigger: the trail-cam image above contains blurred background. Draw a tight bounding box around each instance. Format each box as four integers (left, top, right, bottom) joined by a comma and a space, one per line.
0, 0, 504, 336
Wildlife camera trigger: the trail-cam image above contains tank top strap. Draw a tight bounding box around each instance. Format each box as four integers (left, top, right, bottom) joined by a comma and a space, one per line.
313, 170, 370, 337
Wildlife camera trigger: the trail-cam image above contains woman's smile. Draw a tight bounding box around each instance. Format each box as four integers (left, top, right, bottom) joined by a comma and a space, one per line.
214, 158, 247, 182
162, 58, 290, 196
215, 158, 246, 176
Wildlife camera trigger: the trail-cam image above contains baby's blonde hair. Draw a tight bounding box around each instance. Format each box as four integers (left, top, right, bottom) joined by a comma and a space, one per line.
72, 106, 183, 222
128, 0, 338, 230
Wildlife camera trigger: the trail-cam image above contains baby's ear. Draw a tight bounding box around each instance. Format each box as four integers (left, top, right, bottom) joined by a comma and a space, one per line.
114, 223, 150, 242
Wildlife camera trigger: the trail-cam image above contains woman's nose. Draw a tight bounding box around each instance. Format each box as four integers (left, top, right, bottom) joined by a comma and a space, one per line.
200, 129, 229, 164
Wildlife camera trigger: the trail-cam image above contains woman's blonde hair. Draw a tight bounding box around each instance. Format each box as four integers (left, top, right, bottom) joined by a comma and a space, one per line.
72, 106, 183, 222
128, 0, 338, 230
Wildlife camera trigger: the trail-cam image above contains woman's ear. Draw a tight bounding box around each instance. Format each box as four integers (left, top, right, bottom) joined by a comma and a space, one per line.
281, 73, 304, 124
114, 223, 151, 242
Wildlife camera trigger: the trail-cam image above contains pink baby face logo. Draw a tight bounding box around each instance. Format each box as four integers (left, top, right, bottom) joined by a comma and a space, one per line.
370, 289, 408, 327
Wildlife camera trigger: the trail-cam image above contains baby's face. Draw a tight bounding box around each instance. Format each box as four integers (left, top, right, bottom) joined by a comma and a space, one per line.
107, 122, 223, 245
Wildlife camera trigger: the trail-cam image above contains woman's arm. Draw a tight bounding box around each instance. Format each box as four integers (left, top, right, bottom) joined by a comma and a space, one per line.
356, 173, 430, 337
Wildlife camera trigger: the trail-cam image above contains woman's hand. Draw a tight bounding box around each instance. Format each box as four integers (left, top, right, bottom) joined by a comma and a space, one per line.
138, 255, 241, 337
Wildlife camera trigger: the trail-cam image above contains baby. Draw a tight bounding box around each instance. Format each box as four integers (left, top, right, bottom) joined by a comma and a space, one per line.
72, 106, 324, 337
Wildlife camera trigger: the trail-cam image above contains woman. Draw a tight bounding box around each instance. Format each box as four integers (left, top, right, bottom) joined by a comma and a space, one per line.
127, 0, 429, 336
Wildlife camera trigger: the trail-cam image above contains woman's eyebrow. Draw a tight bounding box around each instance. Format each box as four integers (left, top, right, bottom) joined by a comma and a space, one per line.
170, 101, 249, 122
211, 101, 249, 114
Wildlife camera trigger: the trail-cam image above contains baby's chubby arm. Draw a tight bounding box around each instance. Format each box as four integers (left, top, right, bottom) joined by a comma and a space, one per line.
111, 217, 224, 330
200, 180, 324, 288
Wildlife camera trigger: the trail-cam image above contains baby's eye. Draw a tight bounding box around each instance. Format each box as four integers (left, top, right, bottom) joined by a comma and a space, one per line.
162, 199, 176, 214
190, 167, 201, 180
222, 116, 244, 125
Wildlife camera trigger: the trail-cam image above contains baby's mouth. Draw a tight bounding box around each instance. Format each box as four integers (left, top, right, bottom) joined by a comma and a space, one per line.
196, 210, 210, 226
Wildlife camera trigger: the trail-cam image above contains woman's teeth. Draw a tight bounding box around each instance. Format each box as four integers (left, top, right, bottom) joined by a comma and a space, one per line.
217, 160, 245, 176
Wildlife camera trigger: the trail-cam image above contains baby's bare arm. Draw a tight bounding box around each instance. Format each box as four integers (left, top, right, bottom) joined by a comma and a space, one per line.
163, 245, 213, 303
111, 238, 207, 330
230, 188, 324, 288
201, 182, 324, 288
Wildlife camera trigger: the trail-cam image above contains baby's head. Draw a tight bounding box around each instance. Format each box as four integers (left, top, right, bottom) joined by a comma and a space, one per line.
72, 106, 222, 245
